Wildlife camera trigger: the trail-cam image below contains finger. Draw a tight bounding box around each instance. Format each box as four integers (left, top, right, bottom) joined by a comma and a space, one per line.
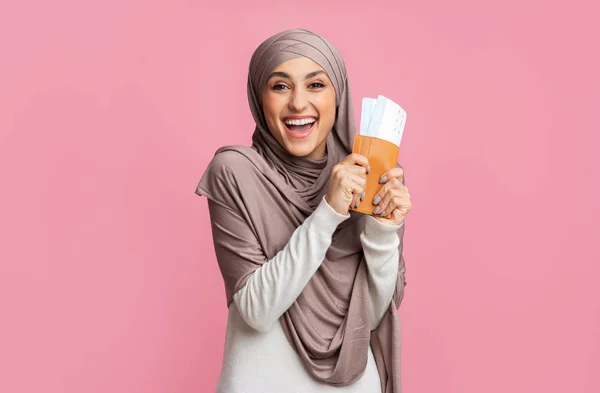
340, 170, 367, 209
378, 166, 405, 185
352, 187, 367, 209
349, 191, 363, 209
374, 189, 402, 216
381, 195, 412, 218
339, 153, 370, 172
389, 208, 406, 224
351, 193, 361, 209
350, 186, 360, 209
352, 178, 366, 209
376, 184, 411, 217
342, 174, 366, 199
332, 162, 368, 184
334, 166, 366, 189
346, 170, 367, 189
342, 164, 368, 179
372, 178, 404, 206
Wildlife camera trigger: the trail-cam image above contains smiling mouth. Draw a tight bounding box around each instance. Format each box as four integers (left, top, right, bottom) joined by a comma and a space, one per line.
282, 119, 317, 139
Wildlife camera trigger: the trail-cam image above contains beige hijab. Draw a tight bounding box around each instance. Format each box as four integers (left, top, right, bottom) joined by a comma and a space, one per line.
196, 28, 406, 392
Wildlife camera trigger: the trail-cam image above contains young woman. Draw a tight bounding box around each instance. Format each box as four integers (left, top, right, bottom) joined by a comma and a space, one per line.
196, 28, 412, 393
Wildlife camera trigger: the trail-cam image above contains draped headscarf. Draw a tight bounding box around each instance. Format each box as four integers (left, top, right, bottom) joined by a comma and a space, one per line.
196, 28, 406, 393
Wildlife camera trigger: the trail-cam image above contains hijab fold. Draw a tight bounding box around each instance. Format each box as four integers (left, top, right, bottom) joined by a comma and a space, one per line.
196, 28, 406, 393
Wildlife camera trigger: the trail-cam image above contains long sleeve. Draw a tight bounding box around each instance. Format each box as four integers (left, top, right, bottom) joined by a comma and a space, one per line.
208, 196, 350, 333
360, 216, 404, 330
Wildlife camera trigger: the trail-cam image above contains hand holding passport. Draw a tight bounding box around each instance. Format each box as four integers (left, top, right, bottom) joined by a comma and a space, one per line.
350, 95, 407, 218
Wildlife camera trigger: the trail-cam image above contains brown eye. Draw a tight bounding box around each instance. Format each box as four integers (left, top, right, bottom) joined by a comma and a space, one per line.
272, 84, 289, 90
309, 82, 325, 88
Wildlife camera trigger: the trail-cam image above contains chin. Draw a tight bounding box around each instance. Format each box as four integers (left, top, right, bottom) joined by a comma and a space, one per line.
266, 118, 330, 159
282, 140, 319, 158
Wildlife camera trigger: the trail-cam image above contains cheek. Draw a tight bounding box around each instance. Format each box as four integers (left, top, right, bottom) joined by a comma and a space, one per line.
316, 95, 336, 125
262, 98, 275, 116
262, 95, 284, 124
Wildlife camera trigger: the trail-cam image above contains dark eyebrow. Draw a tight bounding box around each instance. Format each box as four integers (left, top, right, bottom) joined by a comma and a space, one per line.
267, 70, 327, 81
304, 70, 327, 79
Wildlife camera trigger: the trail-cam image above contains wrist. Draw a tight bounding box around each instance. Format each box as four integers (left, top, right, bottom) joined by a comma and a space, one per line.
310, 196, 350, 237
374, 216, 405, 227
361, 216, 401, 251
324, 194, 348, 216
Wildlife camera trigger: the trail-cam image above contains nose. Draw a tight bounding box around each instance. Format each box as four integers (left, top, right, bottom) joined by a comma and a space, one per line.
288, 88, 308, 112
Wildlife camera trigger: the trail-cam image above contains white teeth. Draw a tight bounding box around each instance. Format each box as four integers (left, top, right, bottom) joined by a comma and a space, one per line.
284, 118, 316, 126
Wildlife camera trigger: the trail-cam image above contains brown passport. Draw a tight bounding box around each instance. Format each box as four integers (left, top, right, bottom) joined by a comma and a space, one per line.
350, 134, 400, 219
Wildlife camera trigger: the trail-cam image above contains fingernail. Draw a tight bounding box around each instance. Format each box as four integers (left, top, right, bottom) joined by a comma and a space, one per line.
360, 192, 365, 201
380, 211, 386, 217
373, 206, 381, 215
379, 176, 387, 184
367, 165, 371, 174
373, 196, 381, 205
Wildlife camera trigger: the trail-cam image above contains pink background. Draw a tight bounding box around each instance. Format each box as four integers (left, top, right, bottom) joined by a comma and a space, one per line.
1, 1, 598, 392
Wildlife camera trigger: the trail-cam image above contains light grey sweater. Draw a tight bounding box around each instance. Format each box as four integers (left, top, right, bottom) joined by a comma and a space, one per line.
213, 196, 403, 393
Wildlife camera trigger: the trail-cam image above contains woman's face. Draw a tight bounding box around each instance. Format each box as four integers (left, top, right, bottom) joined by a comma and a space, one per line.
261, 57, 336, 159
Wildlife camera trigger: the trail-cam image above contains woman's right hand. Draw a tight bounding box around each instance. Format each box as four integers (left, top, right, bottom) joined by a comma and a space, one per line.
325, 153, 370, 215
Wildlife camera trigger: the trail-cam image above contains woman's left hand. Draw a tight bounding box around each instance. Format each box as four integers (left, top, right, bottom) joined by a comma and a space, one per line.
372, 167, 412, 226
